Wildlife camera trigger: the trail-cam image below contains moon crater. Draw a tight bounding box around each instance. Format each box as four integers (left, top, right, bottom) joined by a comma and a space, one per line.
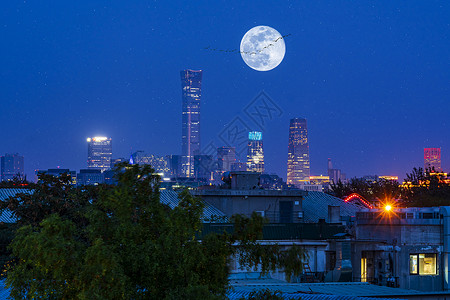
240, 26, 286, 71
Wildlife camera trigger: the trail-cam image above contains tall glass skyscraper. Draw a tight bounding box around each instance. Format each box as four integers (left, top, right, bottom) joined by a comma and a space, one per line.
247, 131, 264, 173
181, 69, 202, 177
87, 137, 112, 171
1, 153, 24, 181
287, 118, 310, 186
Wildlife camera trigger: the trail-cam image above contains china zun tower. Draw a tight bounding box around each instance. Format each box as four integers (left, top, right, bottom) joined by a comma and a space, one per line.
181, 69, 202, 177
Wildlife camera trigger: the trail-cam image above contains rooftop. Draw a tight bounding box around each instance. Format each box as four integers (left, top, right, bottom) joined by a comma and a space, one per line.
302, 192, 360, 223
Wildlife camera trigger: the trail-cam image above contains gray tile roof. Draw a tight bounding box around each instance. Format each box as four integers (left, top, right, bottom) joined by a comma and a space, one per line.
228, 280, 425, 299
302, 192, 360, 223
160, 190, 227, 222
0, 188, 32, 223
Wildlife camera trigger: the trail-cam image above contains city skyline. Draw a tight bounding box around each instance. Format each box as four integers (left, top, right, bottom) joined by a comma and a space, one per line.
1, 1, 449, 181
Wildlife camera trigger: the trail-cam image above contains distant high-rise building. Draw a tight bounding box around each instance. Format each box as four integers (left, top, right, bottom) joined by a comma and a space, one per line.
286, 118, 310, 186
131, 151, 170, 176
217, 147, 236, 172
194, 155, 215, 180
181, 69, 202, 177
424, 148, 442, 172
231, 162, 247, 172
166, 155, 182, 178
1, 153, 24, 182
87, 137, 112, 171
247, 131, 264, 173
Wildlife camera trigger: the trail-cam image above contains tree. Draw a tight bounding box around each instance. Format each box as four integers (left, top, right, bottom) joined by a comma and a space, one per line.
401, 167, 450, 207
3, 163, 304, 299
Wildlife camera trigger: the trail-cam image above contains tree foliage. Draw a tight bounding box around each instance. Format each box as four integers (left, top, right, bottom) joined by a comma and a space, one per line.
329, 178, 400, 204
2, 163, 304, 299
400, 167, 450, 207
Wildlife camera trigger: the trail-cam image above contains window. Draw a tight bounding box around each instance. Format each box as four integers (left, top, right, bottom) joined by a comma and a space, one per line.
410, 253, 437, 275
410, 254, 418, 274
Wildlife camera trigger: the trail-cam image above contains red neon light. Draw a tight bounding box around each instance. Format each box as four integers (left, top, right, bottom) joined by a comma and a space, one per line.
343, 193, 374, 209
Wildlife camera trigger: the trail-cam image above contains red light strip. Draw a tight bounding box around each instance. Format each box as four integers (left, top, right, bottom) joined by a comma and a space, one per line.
343, 193, 374, 209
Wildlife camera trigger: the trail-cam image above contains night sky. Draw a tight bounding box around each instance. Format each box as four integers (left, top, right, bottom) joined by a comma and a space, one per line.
1, 1, 449, 181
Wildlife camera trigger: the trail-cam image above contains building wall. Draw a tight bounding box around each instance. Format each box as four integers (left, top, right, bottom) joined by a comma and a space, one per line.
354, 208, 444, 291
194, 190, 304, 223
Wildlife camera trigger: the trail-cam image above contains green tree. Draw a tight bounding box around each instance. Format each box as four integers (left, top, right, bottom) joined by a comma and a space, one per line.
3, 163, 304, 299
401, 167, 450, 207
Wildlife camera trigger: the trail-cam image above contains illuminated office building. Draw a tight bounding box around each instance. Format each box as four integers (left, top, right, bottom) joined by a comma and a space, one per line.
131, 151, 170, 177
181, 69, 202, 177
424, 148, 442, 172
87, 137, 112, 171
1, 153, 24, 181
287, 118, 310, 186
247, 131, 264, 173
217, 146, 236, 172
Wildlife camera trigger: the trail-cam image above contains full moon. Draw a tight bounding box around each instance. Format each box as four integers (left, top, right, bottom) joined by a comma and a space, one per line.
240, 26, 286, 71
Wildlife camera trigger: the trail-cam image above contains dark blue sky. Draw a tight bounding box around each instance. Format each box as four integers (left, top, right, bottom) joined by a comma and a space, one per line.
1, 1, 449, 181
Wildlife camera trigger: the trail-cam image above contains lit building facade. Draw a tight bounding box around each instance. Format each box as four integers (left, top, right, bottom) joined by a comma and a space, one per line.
247, 131, 264, 173
424, 148, 442, 172
181, 69, 202, 177
286, 118, 310, 186
131, 151, 170, 177
87, 137, 112, 171
217, 146, 236, 172
1, 153, 24, 181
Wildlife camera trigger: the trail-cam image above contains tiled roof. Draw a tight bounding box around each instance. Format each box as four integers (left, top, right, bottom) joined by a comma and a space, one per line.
160, 190, 228, 222
302, 192, 360, 223
0, 188, 32, 223
228, 279, 426, 299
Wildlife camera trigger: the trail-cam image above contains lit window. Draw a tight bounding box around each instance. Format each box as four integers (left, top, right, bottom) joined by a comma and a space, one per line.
409, 254, 418, 274
410, 253, 437, 275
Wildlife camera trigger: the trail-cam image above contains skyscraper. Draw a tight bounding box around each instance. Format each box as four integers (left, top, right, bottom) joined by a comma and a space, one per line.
247, 131, 264, 173
87, 137, 112, 171
217, 146, 236, 172
424, 148, 442, 172
181, 69, 202, 177
1, 153, 24, 181
287, 118, 310, 186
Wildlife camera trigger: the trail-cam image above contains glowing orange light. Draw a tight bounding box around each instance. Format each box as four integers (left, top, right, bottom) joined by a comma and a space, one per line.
384, 204, 392, 212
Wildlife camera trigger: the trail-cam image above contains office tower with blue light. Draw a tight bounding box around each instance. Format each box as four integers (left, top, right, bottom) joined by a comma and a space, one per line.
1, 153, 24, 181
87, 137, 112, 171
247, 131, 264, 173
287, 118, 310, 186
181, 69, 202, 177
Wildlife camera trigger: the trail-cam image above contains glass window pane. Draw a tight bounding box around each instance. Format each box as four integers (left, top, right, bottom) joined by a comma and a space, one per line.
419, 253, 436, 275
410, 254, 418, 274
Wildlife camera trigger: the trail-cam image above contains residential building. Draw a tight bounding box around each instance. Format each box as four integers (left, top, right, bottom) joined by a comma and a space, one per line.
247, 131, 264, 173
181, 69, 202, 177
353, 206, 450, 292
1, 153, 24, 182
193, 171, 305, 223
87, 137, 112, 171
287, 118, 310, 186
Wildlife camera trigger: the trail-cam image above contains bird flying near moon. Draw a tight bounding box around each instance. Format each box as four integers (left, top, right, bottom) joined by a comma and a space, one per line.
240, 26, 286, 71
